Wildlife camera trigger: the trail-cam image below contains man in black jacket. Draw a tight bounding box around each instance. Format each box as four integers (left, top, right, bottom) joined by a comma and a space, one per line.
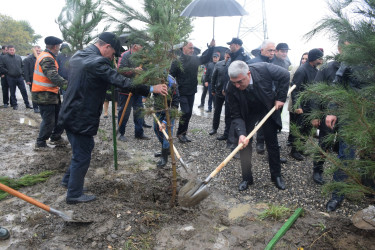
204, 52, 219, 114
23, 45, 41, 113
0, 45, 32, 110
0, 45, 10, 108
170, 39, 215, 143
209, 50, 231, 139
227, 61, 289, 191
290, 48, 324, 161
58, 32, 167, 204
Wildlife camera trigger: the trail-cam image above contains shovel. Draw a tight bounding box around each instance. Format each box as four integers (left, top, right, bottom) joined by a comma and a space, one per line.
116, 92, 133, 136
152, 113, 189, 172
0, 182, 92, 223
178, 85, 296, 207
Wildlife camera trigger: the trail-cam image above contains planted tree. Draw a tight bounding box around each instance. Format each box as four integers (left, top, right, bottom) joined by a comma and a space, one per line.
106, 0, 193, 205
296, 0, 375, 200
56, 0, 108, 52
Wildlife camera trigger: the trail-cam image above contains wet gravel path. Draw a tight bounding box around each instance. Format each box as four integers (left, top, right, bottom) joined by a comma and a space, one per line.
101, 111, 370, 217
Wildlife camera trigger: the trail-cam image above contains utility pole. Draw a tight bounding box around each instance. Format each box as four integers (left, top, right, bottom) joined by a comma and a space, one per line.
237, 0, 268, 55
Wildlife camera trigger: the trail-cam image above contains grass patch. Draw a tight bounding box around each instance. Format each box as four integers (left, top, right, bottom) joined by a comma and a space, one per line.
190, 128, 204, 134
0, 171, 55, 200
258, 204, 292, 221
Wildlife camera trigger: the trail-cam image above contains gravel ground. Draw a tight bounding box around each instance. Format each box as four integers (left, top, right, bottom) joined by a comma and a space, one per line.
112, 111, 370, 217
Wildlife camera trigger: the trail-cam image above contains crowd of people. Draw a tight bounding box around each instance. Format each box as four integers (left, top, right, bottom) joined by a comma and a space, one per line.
0, 32, 354, 217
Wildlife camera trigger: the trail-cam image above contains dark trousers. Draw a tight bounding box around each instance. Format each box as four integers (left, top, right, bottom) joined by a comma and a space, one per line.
289, 113, 311, 152
313, 117, 334, 173
240, 143, 253, 181
37, 104, 64, 145
212, 95, 230, 136
118, 94, 144, 137
1, 76, 10, 105
62, 131, 95, 198
177, 94, 195, 136
6, 76, 30, 107
200, 84, 214, 110
153, 112, 174, 149
28, 84, 38, 109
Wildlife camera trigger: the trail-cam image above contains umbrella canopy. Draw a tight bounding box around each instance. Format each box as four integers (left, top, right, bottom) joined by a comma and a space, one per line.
181, 0, 248, 17
180, 0, 248, 39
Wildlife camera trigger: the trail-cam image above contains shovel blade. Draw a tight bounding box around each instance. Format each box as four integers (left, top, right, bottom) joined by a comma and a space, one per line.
178, 179, 210, 207
50, 208, 93, 223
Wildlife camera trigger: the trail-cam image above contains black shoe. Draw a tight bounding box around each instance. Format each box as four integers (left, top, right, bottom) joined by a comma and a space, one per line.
209, 129, 217, 135
3, 104, 8, 108
217, 135, 228, 141
280, 157, 287, 164
238, 179, 253, 191
118, 135, 127, 142
0, 226, 10, 240
184, 135, 192, 142
34, 108, 40, 113
26, 104, 33, 109
61, 182, 88, 192
326, 198, 341, 212
198, 104, 204, 109
256, 143, 265, 155
135, 135, 151, 140
178, 134, 188, 143
271, 176, 286, 190
313, 171, 324, 185
157, 148, 169, 168
143, 123, 152, 128
66, 194, 96, 204
290, 151, 304, 161
13, 105, 18, 110
205, 109, 212, 113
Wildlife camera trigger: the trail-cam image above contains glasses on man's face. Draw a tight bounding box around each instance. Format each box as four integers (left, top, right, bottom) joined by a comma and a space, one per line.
231, 76, 247, 86
267, 49, 276, 53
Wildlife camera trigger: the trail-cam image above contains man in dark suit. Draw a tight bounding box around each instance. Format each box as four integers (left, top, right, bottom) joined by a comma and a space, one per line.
227, 60, 289, 191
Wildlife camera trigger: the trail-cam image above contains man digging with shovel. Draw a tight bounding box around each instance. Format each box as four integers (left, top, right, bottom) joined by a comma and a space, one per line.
227, 61, 290, 191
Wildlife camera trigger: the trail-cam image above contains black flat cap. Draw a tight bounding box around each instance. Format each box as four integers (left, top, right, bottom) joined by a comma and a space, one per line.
99, 32, 123, 57
308, 48, 324, 62
276, 43, 290, 50
227, 38, 243, 46
44, 36, 63, 46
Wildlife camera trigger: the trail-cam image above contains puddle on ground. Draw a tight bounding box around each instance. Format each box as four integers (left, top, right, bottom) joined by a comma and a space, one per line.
228, 203, 252, 220
19, 117, 38, 127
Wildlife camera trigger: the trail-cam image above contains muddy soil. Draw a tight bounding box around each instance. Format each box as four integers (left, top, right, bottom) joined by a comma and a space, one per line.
0, 99, 374, 250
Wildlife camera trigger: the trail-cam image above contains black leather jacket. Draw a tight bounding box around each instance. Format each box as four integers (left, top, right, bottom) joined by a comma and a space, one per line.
58, 45, 149, 136
211, 59, 229, 97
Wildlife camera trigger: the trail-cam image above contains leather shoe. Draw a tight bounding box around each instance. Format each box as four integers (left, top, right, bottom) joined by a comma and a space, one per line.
271, 176, 286, 190
13, 105, 18, 110
205, 109, 212, 113
326, 198, 340, 212
280, 157, 287, 164
118, 135, 127, 142
135, 135, 150, 140
66, 194, 96, 204
290, 151, 304, 161
209, 129, 217, 135
184, 135, 192, 142
256, 143, 265, 155
178, 134, 188, 143
34, 108, 40, 113
238, 179, 253, 191
26, 104, 33, 109
217, 135, 228, 141
313, 171, 324, 185
197, 104, 204, 109
0, 226, 10, 240
143, 123, 152, 128
3, 104, 8, 108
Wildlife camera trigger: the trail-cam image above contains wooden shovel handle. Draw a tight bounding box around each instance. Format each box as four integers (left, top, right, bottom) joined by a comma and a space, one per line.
152, 113, 182, 159
118, 92, 133, 128
210, 85, 296, 178
0, 182, 50, 212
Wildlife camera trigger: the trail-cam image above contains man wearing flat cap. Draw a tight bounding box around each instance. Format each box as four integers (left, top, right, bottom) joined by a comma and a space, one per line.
273, 43, 291, 70
32, 36, 68, 149
289, 48, 324, 161
58, 32, 167, 204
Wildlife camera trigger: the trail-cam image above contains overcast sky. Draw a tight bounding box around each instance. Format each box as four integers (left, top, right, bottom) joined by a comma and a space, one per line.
1, 0, 337, 66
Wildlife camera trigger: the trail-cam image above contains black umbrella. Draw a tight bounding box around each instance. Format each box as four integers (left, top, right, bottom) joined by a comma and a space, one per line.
180, 0, 248, 39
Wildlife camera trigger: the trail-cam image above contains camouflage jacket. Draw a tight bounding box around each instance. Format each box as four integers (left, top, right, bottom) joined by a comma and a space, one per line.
32, 49, 68, 105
